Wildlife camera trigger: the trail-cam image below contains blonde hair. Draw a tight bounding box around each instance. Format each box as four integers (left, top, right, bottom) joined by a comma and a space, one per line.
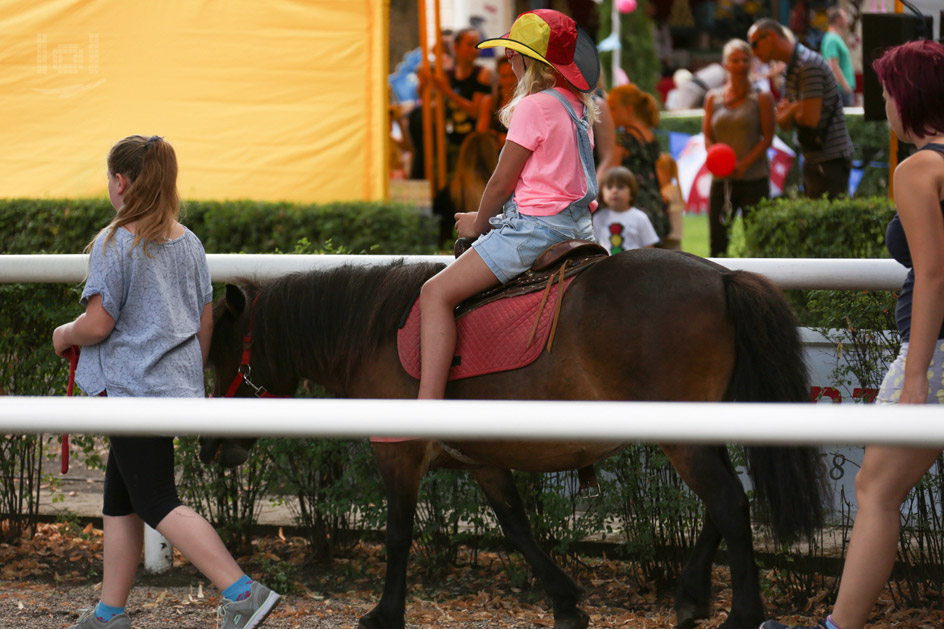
723, 39, 752, 63
93, 135, 181, 256
607, 83, 660, 128
450, 132, 499, 211
499, 59, 598, 128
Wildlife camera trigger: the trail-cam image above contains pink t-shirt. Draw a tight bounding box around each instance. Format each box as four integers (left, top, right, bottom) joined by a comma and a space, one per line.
505, 87, 596, 216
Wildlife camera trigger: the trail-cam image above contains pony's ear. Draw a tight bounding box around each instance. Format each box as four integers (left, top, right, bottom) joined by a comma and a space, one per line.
224, 284, 247, 316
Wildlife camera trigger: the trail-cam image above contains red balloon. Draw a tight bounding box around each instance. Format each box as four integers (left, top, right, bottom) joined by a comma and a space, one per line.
705, 143, 737, 177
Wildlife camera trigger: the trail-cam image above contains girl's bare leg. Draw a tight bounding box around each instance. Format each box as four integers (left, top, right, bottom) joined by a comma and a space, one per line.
156, 506, 243, 591
101, 514, 144, 607
418, 249, 499, 399
830, 445, 941, 629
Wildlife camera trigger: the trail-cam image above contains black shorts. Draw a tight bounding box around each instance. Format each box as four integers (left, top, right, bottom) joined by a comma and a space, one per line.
102, 436, 183, 529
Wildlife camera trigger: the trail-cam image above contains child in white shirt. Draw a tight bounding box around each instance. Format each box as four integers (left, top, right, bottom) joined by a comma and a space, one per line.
592, 166, 660, 254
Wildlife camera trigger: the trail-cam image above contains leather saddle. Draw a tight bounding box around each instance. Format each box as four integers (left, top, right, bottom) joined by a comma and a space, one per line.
453, 237, 607, 316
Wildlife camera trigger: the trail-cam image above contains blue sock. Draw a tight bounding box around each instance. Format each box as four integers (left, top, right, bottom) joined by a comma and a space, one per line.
95, 601, 125, 622
825, 616, 841, 629
222, 574, 253, 601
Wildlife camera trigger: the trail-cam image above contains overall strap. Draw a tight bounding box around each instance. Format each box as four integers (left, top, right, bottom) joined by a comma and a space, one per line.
542, 88, 598, 206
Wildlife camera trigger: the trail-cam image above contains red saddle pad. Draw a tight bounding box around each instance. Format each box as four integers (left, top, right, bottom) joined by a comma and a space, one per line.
397, 276, 575, 382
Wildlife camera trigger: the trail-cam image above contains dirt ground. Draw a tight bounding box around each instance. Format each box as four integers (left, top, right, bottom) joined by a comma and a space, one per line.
0, 522, 718, 629
2, 521, 944, 629
3, 450, 941, 628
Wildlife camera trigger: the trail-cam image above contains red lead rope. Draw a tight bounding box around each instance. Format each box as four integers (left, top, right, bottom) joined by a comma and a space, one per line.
62, 345, 80, 474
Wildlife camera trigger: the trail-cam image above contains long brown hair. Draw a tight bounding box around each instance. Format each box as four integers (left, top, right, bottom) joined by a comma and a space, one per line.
93, 135, 181, 256
607, 83, 660, 128
450, 132, 498, 211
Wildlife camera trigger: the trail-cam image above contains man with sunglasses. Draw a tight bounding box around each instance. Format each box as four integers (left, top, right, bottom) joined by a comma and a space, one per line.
748, 18, 854, 199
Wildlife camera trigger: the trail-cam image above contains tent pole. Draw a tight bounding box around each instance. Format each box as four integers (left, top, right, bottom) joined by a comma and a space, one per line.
433, 0, 447, 191
418, 0, 435, 197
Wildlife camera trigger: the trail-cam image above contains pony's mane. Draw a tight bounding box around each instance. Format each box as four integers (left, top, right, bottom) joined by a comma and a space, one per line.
241, 260, 444, 394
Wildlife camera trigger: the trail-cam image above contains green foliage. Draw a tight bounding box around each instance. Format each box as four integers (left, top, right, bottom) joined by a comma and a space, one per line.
413, 469, 491, 572
0, 434, 44, 543
515, 471, 605, 560
0, 198, 437, 255
807, 291, 900, 396
597, 447, 703, 586
268, 438, 385, 561
738, 195, 895, 259
256, 557, 307, 596
598, 0, 660, 95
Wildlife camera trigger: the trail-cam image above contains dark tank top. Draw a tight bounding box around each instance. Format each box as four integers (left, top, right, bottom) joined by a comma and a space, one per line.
885, 143, 944, 341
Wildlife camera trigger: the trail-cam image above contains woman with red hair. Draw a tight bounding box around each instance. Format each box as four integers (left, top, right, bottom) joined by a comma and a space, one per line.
761, 39, 944, 629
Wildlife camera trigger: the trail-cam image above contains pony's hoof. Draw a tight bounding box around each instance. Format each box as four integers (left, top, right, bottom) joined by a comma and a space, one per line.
553, 607, 590, 629
357, 609, 402, 629
716, 609, 765, 629
675, 601, 710, 629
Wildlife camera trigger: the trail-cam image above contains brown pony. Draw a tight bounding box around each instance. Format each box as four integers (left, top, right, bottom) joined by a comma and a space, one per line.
207, 249, 827, 629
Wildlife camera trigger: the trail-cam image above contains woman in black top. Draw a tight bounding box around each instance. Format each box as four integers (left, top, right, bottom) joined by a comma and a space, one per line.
761, 40, 944, 629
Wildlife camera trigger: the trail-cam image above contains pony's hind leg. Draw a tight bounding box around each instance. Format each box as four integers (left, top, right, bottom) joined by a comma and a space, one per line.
470, 467, 589, 629
675, 516, 722, 629
358, 440, 435, 629
660, 444, 764, 629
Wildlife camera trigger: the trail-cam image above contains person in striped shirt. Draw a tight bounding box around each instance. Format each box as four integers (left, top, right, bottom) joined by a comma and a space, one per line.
748, 18, 854, 199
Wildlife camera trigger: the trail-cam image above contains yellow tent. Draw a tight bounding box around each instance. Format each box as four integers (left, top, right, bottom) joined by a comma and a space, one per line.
0, 1, 388, 202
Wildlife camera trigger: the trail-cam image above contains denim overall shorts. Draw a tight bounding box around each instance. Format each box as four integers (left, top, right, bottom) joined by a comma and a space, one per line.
473, 89, 597, 284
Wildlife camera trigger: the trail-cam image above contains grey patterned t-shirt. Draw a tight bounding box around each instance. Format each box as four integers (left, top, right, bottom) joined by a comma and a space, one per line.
75, 226, 213, 397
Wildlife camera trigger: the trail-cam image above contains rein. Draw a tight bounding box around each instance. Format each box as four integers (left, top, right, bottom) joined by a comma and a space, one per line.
62, 345, 80, 474
222, 295, 288, 399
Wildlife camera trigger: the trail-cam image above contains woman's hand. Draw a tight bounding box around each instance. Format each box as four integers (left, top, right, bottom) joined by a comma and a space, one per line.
455, 212, 480, 239
899, 375, 930, 405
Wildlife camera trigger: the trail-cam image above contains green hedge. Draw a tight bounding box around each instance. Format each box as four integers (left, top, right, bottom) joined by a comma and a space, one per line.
736, 194, 900, 375
0, 198, 437, 255
660, 111, 892, 198
739, 195, 895, 259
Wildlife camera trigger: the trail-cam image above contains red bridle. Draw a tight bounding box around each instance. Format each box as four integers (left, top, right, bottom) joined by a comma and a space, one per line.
220, 297, 288, 399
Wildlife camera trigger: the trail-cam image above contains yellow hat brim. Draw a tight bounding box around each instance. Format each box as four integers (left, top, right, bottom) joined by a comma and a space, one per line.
476, 38, 553, 68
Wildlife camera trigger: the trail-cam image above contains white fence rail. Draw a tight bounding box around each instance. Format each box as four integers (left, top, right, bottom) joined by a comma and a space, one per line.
0, 397, 941, 447
1, 253, 913, 573
0, 254, 908, 289
0, 253, 916, 446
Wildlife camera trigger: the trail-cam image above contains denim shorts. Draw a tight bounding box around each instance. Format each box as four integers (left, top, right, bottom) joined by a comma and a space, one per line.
876, 341, 944, 405
472, 201, 593, 284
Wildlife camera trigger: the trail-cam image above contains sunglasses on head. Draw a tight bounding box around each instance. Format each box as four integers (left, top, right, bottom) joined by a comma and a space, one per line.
750, 33, 768, 50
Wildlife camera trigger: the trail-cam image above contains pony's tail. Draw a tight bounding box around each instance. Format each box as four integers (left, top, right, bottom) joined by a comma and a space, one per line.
723, 270, 829, 544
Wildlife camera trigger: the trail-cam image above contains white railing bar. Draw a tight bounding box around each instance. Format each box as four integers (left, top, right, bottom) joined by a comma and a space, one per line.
0, 397, 939, 448
0, 254, 909, 290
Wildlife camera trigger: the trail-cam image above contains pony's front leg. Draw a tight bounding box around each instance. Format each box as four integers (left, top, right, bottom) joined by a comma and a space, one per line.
470, 467, 588, 629
358, 440, 434, 629
661, 444, 764, 629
